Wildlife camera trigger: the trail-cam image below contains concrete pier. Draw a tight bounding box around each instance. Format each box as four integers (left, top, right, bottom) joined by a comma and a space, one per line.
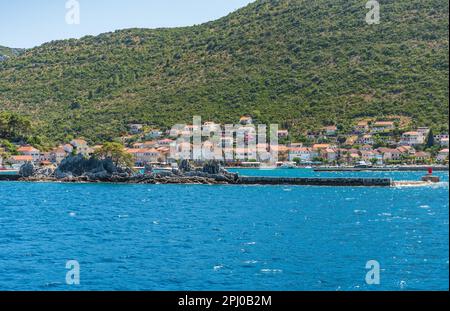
314, 166, 449, 172
238, 176, 393, 187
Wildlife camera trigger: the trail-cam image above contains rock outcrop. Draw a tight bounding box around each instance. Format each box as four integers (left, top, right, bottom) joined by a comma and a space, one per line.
19, 162, 35, 178
19, 156, 238, 184
50, 154, 133, 181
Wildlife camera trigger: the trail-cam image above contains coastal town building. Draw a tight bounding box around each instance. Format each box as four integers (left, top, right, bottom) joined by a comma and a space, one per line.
239, 116, 253, 125
126, 148, 161, 166
439, 137, 449, 147
50, 147, 67, 164
434, 133, 449, 146
413, 151, 431, 163
288, 147, 314, 162
9, 155, 33, 167
145, 129, 163, 139
354, 121, 369, 133
437, 149, 449, 162
417, 127, 430, 136
323, 126, 338, 136
371, 121, 395, 133
17, 146, 41, 163
400, 132, 425, 146
277, 130, 289, 138
358, 134, 374, 145
128, 124, 144, 134
70, 139, 91, 155
377, 148, 401, 162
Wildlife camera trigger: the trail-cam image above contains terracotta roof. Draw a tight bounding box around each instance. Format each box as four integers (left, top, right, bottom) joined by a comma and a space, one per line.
313, 144, 330, 149
11, 155, 33, 161
374, 121, 394, 126
403, 131, 420, 136
414, 152, 430, 157
17, 146, 39, 153
126, 148, 160, 154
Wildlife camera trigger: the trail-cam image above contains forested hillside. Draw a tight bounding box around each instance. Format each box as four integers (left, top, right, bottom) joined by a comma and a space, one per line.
0, 0, 448, 143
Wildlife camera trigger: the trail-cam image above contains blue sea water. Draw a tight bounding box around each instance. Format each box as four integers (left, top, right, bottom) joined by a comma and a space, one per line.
0, 169, 448, 291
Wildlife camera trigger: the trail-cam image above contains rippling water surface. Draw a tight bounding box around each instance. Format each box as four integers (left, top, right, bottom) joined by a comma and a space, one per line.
0, 169, 448, 290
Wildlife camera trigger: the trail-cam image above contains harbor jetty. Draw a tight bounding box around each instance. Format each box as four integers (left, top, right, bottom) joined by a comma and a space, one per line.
0, 158, 444, 187
314, 166, 449, 172
238, 176, 392, 187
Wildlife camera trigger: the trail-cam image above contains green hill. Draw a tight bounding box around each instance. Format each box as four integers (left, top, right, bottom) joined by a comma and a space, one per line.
0, 0, 448, 144
0, 46, 24, 61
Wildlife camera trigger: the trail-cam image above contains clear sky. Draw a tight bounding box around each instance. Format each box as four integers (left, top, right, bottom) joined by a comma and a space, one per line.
0, 0, 255, 48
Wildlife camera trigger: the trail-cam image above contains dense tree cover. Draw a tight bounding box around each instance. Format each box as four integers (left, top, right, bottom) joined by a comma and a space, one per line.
0, 111, 32, 142
94, 142, 134, 168
0, 0, 448, 144
0, 46, 24, 61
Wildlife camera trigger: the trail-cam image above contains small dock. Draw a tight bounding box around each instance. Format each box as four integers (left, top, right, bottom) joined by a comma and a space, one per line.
238, 176, 392, 187
314, 166, 449, 172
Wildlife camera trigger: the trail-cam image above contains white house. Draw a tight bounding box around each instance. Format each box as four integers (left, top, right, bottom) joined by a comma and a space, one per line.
51, 147, 67, 164
17, 146, 41, 163
437, 149, 449, 162
400, 132, 425, 146
377, 148, 401, 162
371, 121, 395, 133
126, 148, 161, 166
354, 121, 369, 133
9, 155, 33, 167
323, 126, 338, 136
70, 139, 90, 155
289, 147, 314, 162
439, 138, 449, 147
358, 134, 374, 145
128, 124, 144, 134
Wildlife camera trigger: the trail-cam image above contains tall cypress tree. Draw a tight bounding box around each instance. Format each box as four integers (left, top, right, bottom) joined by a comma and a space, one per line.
426, 129, 435, 148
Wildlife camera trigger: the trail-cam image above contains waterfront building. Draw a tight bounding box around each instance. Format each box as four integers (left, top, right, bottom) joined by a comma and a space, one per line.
377, 147, 401, 162
288, 147, 313, 162
70, 139, 91, 155
17, 146, 40, 163
126, 148, 161, 166
9, 155, 33, 167
437, 149, 449, 162
400, 132, 425, 146
50, 147, 67, 164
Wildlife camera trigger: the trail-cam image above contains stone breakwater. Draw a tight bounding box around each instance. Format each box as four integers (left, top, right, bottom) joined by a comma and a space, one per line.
238, 176, 393, 187
17, 174, 394, 187
4, 157, 396, 187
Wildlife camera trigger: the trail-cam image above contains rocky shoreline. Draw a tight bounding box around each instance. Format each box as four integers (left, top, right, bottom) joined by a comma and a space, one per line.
17, 156, 240, 185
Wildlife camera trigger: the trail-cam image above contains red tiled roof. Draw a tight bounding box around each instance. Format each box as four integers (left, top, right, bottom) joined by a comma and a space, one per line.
11, 155, 33, 161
